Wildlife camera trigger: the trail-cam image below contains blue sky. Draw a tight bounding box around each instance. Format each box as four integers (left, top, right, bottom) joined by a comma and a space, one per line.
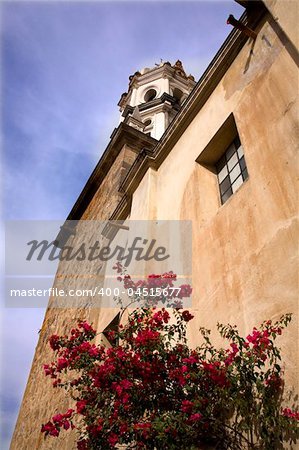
0, 1, 243, 447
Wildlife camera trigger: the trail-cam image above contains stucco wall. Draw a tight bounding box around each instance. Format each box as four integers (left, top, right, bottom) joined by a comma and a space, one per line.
131, 9, 298, 387
263, 0, 298, 48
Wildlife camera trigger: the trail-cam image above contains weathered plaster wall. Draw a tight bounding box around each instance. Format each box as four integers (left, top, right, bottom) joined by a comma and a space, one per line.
130, 8, 298, 387
10, 145, 138, 450
263, 0, 298, 48
130, 168, 158, 220
82, 145, 137, 220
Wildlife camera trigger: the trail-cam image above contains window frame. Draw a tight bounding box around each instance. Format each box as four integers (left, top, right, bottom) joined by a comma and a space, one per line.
196, 113, 249, 206
216, 136, 248, 204
102, 312, 120, 347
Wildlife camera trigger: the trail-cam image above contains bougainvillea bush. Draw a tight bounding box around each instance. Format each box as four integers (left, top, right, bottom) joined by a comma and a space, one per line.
42, 271, 298, 449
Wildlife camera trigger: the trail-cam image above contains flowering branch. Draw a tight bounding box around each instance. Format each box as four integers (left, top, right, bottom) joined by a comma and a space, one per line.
41, 269, 298, 449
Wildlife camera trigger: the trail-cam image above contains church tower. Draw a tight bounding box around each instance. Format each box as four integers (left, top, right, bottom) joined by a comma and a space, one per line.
119, 60, 196, 139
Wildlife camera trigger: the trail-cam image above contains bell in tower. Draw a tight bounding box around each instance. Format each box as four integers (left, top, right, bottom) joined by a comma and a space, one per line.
118, 60, 196, 139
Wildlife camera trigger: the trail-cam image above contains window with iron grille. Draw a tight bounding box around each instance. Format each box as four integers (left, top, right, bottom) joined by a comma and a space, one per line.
216, 136, 248, 204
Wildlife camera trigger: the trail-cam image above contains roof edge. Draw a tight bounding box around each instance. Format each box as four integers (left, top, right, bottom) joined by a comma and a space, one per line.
67, 123, 157, 220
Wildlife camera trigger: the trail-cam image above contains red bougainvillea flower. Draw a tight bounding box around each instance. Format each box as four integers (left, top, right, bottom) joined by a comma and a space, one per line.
265, 372, 283, 390
41, 421, 59, 437
49, 335, 61, 351
181, 310, 194, 322
78, 321, 96, 334
189, 413, 203, 422
181, 400, 194, 413
41, 278, 296, 450
134, 422, 152, 439
178, 284, 193, 299
135, 329, 161, 346
108, 432, 119, 447
77, 439, 90, 450
282, 408, 299, 420
76, 400, 87, 415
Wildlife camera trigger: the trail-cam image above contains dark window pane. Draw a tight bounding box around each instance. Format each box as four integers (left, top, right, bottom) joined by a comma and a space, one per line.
225, 143, 236, 161
214, 133, 247, 206
220, 175, 231, 195
239, 155, 246, 172
242, 167, 249, 180
221, 187, 233, 204
216, 155, 226, 172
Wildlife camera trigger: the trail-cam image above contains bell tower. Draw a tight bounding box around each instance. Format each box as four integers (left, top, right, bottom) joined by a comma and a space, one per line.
118, 60, 196, 139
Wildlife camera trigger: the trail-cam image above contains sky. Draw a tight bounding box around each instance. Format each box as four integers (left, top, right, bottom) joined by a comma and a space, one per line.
0, 1, 244, 448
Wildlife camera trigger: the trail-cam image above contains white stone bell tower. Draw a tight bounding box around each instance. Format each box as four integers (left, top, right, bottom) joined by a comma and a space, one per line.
118, 60, 196, 140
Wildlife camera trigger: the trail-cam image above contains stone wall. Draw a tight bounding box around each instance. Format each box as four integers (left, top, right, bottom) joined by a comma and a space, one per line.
10, 144, 138, 450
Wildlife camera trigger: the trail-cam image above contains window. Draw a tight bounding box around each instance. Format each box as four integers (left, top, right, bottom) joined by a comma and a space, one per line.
143, 117, 153, 137
144, 89, 157, 102
102, 313, 120, 347
172, 87, 184, 104
143, 119, 152, 127
216, 136, 248, 204
196, 114, 249, 206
